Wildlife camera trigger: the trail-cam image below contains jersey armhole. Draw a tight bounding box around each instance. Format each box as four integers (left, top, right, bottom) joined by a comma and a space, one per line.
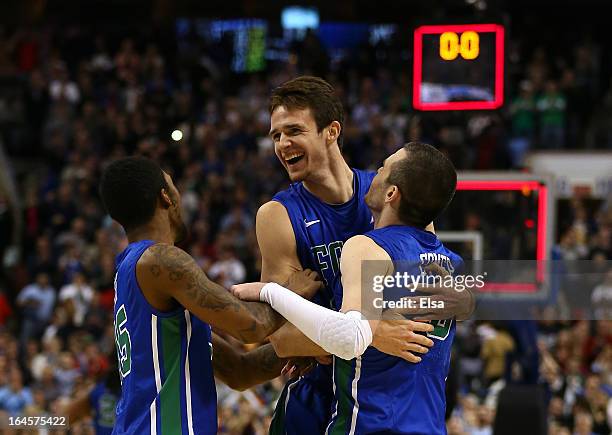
271, 198, 307, 264
128, 244, 185, 319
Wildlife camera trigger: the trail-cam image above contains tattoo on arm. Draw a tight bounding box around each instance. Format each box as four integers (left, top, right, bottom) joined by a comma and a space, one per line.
243, 343, 285, 382
147, 244, 284, 342
213, 336, 284, 390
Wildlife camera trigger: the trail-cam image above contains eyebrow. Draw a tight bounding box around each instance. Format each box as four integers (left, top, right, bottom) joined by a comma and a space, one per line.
268, 123, 305, 137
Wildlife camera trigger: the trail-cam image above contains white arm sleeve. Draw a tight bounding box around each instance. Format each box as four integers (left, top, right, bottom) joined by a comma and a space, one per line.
260, 283, 372, 360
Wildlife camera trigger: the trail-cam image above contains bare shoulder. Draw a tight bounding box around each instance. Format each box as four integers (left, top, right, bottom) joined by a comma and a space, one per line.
138, 243, 194, 275
256, 200, 301, 281
136, 243, 202, 310
256, 200, 291, 225
256, 201, 296, 253
137, 243, 204, 291
343, 235, 392, 262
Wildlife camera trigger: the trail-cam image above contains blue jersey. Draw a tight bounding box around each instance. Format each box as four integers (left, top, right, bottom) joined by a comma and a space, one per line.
325, 226, 462, 435
270, 169, 375, 435
113, 240, 217, 435
89, 381, 118, 435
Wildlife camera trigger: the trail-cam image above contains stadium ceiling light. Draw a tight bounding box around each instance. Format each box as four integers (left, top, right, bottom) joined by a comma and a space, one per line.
171, 130, 183, 142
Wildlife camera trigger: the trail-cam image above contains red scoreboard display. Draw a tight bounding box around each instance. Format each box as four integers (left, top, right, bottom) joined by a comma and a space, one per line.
413, 24, 505, 111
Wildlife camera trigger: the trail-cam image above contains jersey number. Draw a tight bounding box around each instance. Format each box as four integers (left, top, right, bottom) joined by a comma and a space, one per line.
115, 304, 132, 378
427, 319, 453, 341
312, 241, 344, 282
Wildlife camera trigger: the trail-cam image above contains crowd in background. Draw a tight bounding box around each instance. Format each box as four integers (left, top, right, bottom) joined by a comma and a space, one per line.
0, 17, 610, 435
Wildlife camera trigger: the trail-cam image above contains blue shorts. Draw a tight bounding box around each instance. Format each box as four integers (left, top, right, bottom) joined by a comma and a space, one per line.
269, 368, 334, 435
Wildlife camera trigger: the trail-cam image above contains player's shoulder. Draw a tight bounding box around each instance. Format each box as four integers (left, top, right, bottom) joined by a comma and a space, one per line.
255, 201, 296, 249
343, 234, 391, 261
436, 241, 464, 270
138, 242, 189, 266
136, 243, 197, 283
446, 247, 464, 267
256, 200, 290, 224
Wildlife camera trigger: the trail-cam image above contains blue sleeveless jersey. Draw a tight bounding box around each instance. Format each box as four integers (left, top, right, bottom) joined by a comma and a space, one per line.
113, 240, 217, 435
270, 169, 375, 435
89, 381, 118, 435
325, 226, 463, 435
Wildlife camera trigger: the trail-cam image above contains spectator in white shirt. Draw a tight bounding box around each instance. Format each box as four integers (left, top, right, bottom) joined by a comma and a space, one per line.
208, 244, 246, 289
59, 272, 94, 327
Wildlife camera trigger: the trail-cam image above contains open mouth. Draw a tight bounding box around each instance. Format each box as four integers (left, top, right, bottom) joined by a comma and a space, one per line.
285, 153, 305, 166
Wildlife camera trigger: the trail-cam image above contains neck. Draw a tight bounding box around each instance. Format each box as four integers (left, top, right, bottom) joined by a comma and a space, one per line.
302, 147, 354, 204
127, 216, 175, 245
373, 207, 404, 229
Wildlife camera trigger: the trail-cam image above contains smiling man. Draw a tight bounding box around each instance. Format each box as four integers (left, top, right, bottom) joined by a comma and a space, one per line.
236, 142, 465, 434
257, 76, 474, 435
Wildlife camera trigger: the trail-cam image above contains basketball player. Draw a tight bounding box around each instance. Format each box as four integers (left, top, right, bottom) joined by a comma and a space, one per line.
99, 157, 321, 434
258, 77, 473, 434
234, 142, 463, 434
64, 355, 121, 434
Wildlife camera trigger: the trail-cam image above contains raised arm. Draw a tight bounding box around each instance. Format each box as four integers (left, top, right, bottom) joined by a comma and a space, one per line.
212, 333, 286, 391
137, 244, 318, 343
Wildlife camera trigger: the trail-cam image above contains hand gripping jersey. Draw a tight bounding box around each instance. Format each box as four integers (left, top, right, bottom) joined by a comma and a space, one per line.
269, 169, 375, 435
326, 225, 463, 435
112, 240, 217, 435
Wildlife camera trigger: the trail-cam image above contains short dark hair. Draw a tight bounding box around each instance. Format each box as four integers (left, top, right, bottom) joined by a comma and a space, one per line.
269, 76, 344, 147
99, 157, 168, 232
387, 142, 457, 228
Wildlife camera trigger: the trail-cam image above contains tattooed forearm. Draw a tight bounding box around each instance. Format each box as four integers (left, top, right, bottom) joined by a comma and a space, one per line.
244, 343, 285, 381
214, 341, 284, 390
146, 244, 284, 342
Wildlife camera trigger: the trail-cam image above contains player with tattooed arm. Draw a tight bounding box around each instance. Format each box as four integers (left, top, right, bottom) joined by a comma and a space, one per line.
99, 157, 321, 435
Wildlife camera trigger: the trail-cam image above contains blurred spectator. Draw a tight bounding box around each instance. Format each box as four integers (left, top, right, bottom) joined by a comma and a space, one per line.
49, 62, 80, 105
536, 80, 567, 148
16, 272, 56, 346
479, 322, 516, 386
58, 272, 94, 327
554, 228, 589, 261
0, 367, 33, 416
54, 352, 81, 397
591, 271, 612, 320
507, 80, 536, 167
466, 405, 494, 435
208, 243, 246, 289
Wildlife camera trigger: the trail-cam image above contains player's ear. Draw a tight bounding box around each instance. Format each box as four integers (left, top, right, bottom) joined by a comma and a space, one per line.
385, 185, 400, 203
326, 121, 341, 145
160, 188, 173, 209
